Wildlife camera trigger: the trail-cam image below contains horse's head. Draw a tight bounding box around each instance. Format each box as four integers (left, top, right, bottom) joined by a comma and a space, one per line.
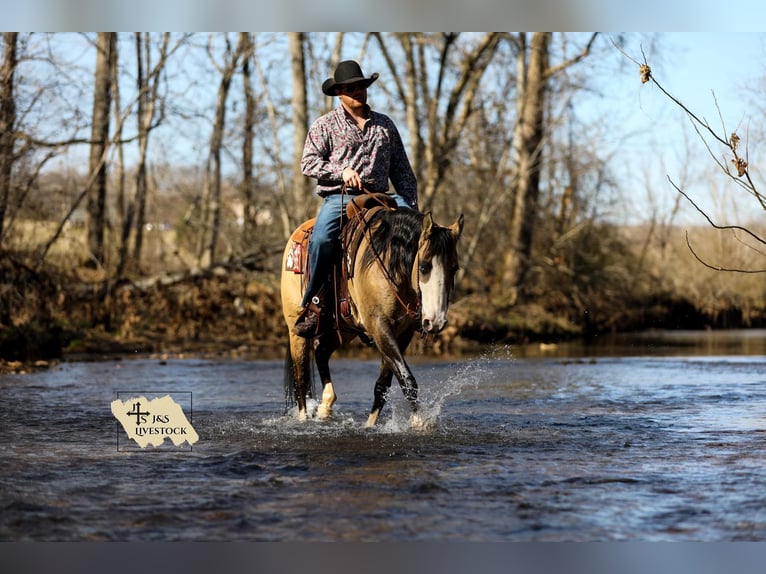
416, 212, 464, 334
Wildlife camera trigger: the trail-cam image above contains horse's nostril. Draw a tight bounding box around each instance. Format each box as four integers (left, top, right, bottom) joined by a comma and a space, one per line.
422, 319, 432, 331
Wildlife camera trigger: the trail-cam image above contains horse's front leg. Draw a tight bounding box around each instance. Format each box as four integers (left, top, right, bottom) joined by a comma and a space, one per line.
365, 361, 393, 427
367, 323, 418, 426
314, 335, 339, 419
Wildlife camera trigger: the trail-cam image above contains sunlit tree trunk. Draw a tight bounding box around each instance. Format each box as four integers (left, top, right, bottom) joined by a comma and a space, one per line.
502, 32, 598, 303
324, 33, 343, 114
503, 32, 549, 302
254, 39, 291, 237
375, 32, 422, 177
289, 32, 312, 223
113, 33, 174, 277
86, 32, 116, 268
134, 33, 170, 270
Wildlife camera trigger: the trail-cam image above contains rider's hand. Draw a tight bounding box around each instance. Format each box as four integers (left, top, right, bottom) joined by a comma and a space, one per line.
342, 167, 362, 190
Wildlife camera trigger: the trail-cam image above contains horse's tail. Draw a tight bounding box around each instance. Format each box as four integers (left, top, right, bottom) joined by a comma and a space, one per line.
282, 342, 316, 414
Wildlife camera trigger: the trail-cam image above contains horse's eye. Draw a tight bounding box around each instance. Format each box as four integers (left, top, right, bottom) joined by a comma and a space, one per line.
419, 261, 432, 274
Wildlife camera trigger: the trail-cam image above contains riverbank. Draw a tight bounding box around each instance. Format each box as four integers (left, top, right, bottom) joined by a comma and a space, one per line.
2, 253, 764, 371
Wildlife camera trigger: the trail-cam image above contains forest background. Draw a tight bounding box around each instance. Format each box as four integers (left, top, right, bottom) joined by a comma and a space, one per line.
1, 32, 765, 367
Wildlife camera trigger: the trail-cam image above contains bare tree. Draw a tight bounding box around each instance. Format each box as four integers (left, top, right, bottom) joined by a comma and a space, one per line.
372, 32, 502, 212
501, 33, 549, 302
85, 32, 116, 268
239, 32, 258, 247
325, 32, 344, 114
289, 32, 313, 223
132, 33, 167, 271
198, 33, 244, 267
373, 32, 422, 175
254, 40, 292, 238
37, 34, 184, 269
0, 32, 17, 241
112, 34, 127, 275
502, 32, 599, 302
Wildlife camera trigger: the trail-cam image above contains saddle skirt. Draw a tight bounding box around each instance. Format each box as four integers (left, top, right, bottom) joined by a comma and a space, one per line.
285, 217, 315, 277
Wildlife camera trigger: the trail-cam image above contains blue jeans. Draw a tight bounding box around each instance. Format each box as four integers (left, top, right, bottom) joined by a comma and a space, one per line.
301, 192, 410, 307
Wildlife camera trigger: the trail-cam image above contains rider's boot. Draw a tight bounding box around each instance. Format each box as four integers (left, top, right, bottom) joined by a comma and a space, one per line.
293, 296, 323, 338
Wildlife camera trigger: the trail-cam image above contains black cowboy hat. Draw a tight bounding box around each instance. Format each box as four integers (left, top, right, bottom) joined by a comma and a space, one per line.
322, 60, 379, 96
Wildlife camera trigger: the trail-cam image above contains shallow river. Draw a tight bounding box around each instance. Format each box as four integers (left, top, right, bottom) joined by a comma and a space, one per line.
1, 330, 765, 541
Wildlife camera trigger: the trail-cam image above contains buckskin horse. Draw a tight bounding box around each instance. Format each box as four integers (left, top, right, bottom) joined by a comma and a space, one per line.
280, 196, 463, 427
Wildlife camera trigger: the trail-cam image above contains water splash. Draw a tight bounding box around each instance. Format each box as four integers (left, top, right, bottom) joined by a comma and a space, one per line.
382, 347, 510, 433
261, 399, 363, 436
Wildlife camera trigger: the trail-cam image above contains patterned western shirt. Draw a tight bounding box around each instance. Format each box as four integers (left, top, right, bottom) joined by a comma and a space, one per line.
301, 104, 418, 208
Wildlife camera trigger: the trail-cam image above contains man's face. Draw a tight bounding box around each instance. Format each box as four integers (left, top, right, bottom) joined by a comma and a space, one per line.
338, 82, 367, 108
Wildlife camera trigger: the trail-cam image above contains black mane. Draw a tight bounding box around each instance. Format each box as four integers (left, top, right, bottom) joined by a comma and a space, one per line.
360, 208, 456, 285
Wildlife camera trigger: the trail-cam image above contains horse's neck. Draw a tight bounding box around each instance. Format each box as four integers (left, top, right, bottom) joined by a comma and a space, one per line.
344, 211, 418, 294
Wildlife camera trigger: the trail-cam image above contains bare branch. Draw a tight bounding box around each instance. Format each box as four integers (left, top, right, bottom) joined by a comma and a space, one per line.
669, 177, 766, 246
371, 33, 407, 104
617, 40, 766, 277
545, 32, 599, 79
632, 52, 766, 208
685, 231, 766, 274
731, 229, 766, 259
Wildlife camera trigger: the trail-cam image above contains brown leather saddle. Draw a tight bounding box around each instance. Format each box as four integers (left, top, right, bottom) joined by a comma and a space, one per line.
285, 193, 397, 339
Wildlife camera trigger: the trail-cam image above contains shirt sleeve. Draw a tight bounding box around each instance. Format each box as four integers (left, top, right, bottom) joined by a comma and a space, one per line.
300, 117, 343, 185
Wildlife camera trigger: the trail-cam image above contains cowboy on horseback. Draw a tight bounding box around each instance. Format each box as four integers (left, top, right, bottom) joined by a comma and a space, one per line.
293, 59, 419, 338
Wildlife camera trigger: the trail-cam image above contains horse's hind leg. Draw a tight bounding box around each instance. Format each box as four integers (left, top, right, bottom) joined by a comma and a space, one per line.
314, 335, 339, 419
365, 362, 393, 427
287, 332, 312, 420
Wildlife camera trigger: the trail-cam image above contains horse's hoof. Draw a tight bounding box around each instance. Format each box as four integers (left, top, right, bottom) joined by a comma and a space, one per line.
364, 411, 380, 428
317, 384, 336, 420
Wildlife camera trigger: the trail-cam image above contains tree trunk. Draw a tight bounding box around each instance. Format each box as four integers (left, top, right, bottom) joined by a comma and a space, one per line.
240, 32, 257, 247
133, 33, 169, 271
130, 33, 149, 274
86, 32, 116, 268
374, 33, 422, 178
500, 32, 598, 303
254, 44, 290, 238
112, 33, 130, 278
199, 34, 242, 267
0, 32, 18, 242
324, 33, 344, 114
503, 32, 550, 303
289, 32, 312, 223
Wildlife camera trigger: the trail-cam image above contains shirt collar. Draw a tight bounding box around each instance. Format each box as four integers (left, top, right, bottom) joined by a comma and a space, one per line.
338, 103, 371, 121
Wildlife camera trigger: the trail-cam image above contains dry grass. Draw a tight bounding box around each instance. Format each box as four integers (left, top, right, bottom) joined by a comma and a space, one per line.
4, 218, 198, 277
622, 222, 766, 324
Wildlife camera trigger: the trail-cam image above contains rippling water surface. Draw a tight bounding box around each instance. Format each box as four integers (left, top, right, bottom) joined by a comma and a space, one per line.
1, 330, 765, 541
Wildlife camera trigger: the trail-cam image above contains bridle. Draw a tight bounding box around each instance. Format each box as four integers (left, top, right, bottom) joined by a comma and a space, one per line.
341, 185, 422, 321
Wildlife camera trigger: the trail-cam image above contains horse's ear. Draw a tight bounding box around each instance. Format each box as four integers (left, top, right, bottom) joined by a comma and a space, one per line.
450, 214, 464, 239
421, 212, 434, 237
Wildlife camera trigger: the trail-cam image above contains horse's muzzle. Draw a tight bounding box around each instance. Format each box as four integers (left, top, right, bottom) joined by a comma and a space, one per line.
421, 316, 447, 334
